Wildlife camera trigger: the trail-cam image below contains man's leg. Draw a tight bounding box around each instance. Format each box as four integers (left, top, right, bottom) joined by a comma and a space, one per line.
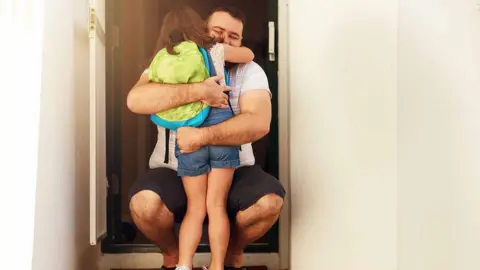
128, 168, 187, 268
225, 165, 286, 268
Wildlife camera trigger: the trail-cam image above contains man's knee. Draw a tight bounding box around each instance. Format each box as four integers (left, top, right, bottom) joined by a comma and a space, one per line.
255, 194, 284, 217
237, 194, 284, 226
129, 190, 174, 225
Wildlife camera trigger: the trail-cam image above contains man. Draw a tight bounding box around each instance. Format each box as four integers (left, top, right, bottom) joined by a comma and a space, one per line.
126, 6, 285, 270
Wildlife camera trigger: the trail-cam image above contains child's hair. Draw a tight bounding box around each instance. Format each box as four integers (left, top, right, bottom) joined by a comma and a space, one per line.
155, 5, 215, 55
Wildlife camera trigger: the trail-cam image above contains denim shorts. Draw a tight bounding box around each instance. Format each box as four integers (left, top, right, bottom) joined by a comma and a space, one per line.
175, 107, 240, 177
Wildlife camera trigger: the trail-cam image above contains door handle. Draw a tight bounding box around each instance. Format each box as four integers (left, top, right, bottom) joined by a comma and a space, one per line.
268, 21, 276, 61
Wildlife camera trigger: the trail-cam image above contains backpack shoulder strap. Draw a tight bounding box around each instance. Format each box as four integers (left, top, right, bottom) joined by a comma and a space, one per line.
164, 128, 170, 164
224, 68, 234, 113
224, 68, 229, 86
198, 46, 216, 77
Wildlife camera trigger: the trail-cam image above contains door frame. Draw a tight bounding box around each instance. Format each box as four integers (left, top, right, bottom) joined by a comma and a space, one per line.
101, 0, 291, 268
277, 0, 291, 269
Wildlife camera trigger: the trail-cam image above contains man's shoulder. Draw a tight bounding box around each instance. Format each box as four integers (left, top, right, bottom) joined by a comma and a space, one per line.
229, 61, 270, 97
231, 61, 265, 75
229, 61, 268, 86
240, 61, 262, 69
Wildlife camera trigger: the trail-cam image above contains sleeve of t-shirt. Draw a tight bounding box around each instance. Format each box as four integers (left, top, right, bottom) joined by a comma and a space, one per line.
240, 62, 272, 98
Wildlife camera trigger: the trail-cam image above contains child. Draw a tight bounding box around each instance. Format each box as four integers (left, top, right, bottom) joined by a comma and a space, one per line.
147, 6, 254, 270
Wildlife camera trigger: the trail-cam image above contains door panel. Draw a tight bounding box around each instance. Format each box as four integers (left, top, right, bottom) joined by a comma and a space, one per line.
89, 0, 107, 245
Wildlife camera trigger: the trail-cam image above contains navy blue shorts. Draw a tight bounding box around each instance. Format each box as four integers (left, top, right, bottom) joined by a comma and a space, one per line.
128, 165, 286, 222
175, 107, 240, 177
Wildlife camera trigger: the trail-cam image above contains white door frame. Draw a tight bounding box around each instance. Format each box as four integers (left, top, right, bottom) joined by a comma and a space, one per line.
277, 0, 291, 269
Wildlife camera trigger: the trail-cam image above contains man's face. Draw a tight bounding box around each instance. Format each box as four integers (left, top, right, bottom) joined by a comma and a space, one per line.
207, 11, 243, 47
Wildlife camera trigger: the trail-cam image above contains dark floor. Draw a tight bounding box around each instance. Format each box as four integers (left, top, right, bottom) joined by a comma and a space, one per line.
117, 267, 268, 270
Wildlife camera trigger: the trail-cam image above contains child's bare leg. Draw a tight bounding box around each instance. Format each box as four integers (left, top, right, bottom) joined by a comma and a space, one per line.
206, 168, 234, 270
178, 175, 208, 269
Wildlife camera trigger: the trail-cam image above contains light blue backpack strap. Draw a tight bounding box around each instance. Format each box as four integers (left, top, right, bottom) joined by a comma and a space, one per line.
198, 46, 212, 76
224, 68, 229, 86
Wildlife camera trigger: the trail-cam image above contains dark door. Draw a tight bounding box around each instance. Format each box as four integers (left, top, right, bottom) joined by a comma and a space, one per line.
103, 0, 279, 254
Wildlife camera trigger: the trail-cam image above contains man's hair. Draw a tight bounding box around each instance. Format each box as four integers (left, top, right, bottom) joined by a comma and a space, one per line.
155, 5, 215, 55
208, 6, 246, 25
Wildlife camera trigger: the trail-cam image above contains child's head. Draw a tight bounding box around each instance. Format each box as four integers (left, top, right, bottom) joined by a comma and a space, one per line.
156, 5, 215, 55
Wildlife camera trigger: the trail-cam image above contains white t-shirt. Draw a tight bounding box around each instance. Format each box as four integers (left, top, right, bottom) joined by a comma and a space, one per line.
147, 44, 271, 170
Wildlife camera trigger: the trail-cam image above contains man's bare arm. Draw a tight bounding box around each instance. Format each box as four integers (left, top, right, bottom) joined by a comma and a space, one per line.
201, 90, 272, 145
126, 74, 231, 115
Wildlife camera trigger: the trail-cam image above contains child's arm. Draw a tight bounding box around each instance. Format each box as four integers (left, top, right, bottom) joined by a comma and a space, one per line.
223, 44, 254, 63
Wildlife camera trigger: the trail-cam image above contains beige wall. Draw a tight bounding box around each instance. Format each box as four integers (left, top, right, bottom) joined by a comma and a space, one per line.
288, 0, 398, 269
289, 0, 480, 269
398, 1, 480, 269
31, 0, 97, 268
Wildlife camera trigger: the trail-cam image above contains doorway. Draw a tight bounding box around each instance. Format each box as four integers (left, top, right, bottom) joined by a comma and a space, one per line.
103, 0, 279, 254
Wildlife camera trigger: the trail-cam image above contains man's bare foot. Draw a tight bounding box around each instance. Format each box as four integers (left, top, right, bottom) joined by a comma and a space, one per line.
224, 250, 244, 268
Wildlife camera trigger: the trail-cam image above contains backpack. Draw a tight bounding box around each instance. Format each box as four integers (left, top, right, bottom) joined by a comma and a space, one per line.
149, 41, 229, 131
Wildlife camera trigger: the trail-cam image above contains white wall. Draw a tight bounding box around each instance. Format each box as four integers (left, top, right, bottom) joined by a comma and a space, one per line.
31, 0, 98, 268
288, 1, 398, 269
0, 1, 44, 269
398, 1, 480, 269
289, 0, 480, 269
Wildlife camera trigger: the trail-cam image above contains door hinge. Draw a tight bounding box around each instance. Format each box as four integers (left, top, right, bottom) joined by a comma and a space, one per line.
89, 6, 96, 39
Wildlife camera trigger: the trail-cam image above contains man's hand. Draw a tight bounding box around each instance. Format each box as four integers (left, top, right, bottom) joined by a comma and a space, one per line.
176, 127, 208, 154
200, 76, 232, 109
